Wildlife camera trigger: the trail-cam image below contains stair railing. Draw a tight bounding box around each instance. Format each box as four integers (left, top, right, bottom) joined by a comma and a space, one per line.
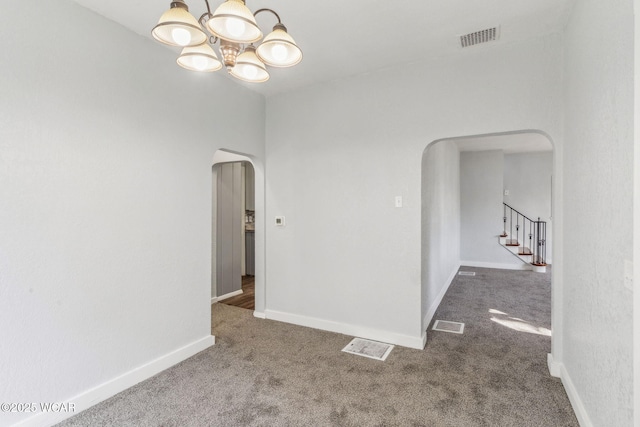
502, 203, 547, 266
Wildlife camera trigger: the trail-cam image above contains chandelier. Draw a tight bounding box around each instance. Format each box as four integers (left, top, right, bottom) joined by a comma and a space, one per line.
152, 0, 302, 83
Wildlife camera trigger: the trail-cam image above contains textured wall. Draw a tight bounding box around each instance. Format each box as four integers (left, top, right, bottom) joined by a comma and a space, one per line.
563, 0, 634, 425
421, 141, 460, 331
0, 1, 265, 425
265, 35, 563, 345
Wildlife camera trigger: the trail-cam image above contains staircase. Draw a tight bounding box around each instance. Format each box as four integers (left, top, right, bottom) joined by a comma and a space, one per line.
499, 203, 547, 273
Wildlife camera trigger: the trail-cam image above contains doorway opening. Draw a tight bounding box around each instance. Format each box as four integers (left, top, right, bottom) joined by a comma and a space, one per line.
211, 150, 261, 315
218, 161, 255, 310
420, 130, 559, 359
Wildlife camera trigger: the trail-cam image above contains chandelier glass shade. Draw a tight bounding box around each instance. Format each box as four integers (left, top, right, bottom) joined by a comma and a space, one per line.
177, 43, 222, 72
151, 2, 208, 47
152, 0, 302, 83
256, 23, 303, 68
230, 45, 269, 82
207, 0, 262, 44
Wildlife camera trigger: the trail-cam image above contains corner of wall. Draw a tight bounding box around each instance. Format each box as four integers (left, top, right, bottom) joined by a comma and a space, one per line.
546, 356, 594, 427
547, 353, 561, 378
423, 262, 461, 331
12, 336, 215, 427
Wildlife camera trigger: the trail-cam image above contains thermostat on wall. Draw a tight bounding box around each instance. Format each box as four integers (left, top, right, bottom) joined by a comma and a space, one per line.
275, 216, 285, 226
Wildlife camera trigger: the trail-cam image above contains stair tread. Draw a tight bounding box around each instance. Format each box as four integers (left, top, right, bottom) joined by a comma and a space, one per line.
518, 247, 532, 255
531, 256, 547, 266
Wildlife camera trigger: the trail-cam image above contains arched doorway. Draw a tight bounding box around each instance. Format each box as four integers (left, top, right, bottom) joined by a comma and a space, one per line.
420, 130, 561, 364
211, 149, 266, 318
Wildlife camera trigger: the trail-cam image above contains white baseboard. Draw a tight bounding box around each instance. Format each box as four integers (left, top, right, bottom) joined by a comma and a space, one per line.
13, 336, 215, 427
423, 263, 460, 331
264, 309, 425, 350
546, 354, 593, 427
460, 260, 532, 271
215, 289, 243, 303
253, 311, 266, 319
547, 353, 561, 378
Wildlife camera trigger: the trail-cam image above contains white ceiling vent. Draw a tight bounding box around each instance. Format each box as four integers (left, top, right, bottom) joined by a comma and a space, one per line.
460, 27, 500, 48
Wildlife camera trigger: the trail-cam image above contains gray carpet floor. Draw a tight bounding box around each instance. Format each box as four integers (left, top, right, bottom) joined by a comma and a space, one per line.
58, 267, 578, 426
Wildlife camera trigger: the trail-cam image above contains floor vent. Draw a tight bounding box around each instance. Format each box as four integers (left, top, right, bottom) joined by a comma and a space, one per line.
342, 338, 394, 361
460, 27, 500, 48
433, 320, 465, 334
458, 271, 476, 276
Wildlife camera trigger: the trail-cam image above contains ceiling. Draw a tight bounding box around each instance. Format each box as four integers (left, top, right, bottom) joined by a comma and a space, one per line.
74, 0, 575, 97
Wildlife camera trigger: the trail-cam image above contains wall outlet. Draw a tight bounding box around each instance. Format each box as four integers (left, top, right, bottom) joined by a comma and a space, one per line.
624, 259, 633, 291
395, 196, 403, 208
275, 216, 285, 226
504, 189, 510, 196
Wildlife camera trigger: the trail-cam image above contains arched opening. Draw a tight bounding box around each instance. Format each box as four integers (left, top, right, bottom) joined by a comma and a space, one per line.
211, 149, 266, 322
420, 130, 560, 362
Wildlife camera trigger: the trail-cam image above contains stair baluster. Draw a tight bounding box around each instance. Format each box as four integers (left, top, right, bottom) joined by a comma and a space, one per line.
500, 203, 547, 268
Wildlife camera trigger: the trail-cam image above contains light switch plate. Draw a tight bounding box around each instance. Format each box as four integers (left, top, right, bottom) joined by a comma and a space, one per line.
395, 196, 403, 208
504, 190, 510, 196
275, 216, 285, 226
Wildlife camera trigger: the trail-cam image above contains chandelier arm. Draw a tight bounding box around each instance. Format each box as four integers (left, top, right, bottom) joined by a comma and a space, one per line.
198, 12, 213, 27
253, 8, 282, 24
198, 0, 213, 27
202, 0, 212, 15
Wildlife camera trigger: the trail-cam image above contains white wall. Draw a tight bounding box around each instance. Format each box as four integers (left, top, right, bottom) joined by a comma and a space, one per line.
0, 1, 265, 425
460, 151, 519, 267
634, 1, 640, 424
560, 0, 634, 425
503, 152, 553, 261
421, 141, 460, 331
265, 34, 563, 349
